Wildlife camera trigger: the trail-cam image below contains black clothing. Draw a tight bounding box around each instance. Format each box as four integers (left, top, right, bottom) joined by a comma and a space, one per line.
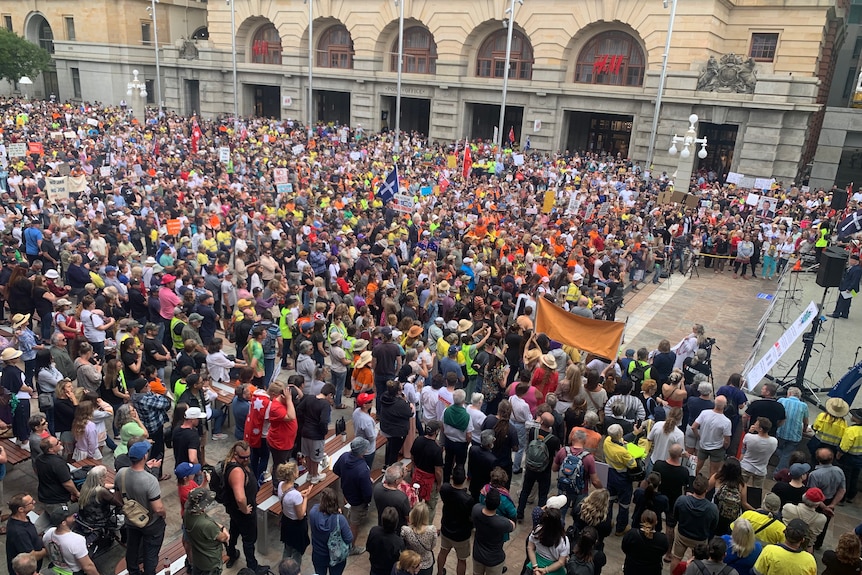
652, 460, 691, 509
143, 336, 168, 369
481, 415, 519, 470
172, 426, 201, 466
54, 397, 76, 433
296, 395, 330, 440
771, 481, 807, 507
6, 517, 44, 575
745, 399, 786, 436
34, 453, 73, 504
373, 484, 411, 528
366, 526, 405, 575
621, 528, 670, 575
439, 483, 474, 541
378, 391, 413, 438
410, 435, 444, 474
224, 462, 258, 514
471, 504, 514, 567
467, 445, 498, 501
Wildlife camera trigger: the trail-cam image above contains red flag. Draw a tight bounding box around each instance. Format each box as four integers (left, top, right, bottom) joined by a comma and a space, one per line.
462, 143, 472, 179
508, 126, 515, 144
191, 121, 203, 154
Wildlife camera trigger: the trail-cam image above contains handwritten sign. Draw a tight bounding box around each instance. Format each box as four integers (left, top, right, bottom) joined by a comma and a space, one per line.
276, 183, 293, 195
273, 168, 288, 184
7, 143, 26, 158
738, 176, 757, 189
218, 147, 230, 164
46, 176, 69, 200
513, 154, 525, 166
746, 193, 760, 206
86, 118, 99, 127
166, 219, 182, 236
63, 131, 77, 140
99, 166, 112, 178
28, 142, 44, 156
291, 144, 305, 156
754, 178, 775, 190
726, 172, 743, 185
349, 151, 361, 161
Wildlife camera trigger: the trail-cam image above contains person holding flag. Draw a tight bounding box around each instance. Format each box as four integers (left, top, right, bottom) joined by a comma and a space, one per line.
377, 165, 399, 204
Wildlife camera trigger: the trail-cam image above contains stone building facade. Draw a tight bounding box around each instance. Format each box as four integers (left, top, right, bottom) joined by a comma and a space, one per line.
2, 0, 848, 184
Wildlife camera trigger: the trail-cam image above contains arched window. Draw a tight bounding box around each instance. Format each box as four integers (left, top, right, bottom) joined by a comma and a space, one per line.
476, 29, 533, 80
191, 27, 209, 40
575, 31, 645, 87
318, 25, 354, 69
250, 24, 282, 65
38, 18, 54, 54
390, 27, 437, 74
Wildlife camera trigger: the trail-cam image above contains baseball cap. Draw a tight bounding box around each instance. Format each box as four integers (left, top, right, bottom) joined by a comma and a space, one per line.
48, 502, 79, 526
184, 406, 207, 419
188, 313, 204, 322
105, 265, 117, 272
186, 487, 216, 512
424, 420, 441, 435
161, 274, 176, 285
546, 495, 568, 510
175, 462, 202, 479
380, 326, 392, 337
129, 441, 151, 462
356, 392, 375, 406
789, 462, 811, 479
804, 487, 825, 503
785, 518, 809, 541
350, 437, 370, 457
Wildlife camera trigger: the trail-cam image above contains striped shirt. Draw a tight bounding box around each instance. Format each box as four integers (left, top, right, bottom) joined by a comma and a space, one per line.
777, 396, 808, 442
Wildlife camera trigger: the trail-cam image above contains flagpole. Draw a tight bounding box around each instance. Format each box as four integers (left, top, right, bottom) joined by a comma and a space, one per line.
306, 0, 314, 140
497, 0, 522, 150
394, 0, 405, 155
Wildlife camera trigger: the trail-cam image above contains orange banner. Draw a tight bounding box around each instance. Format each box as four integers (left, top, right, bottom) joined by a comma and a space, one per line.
534, 297, 625, 361
166, 219, 181, 236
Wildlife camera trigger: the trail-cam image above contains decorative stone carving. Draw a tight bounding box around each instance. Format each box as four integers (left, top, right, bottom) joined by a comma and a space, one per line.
179, 40, 199, 61
697, 53, 756, 94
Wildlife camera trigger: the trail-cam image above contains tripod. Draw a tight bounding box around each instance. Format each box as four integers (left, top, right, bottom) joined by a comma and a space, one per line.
686, 249, 700, 279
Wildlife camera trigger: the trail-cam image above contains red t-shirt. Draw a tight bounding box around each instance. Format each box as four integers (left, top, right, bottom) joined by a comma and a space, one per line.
267, 398, 298, 451
178, 479, 200, 516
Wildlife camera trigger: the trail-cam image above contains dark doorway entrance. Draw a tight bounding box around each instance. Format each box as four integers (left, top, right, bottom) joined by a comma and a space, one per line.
381, 96, 430, 136
250, 85, 280, 118
468, 103, 523, 143
565, 111, 633, 156
184, 80, 200, 117
315, 90, 351, 125
697, 122, 738, 182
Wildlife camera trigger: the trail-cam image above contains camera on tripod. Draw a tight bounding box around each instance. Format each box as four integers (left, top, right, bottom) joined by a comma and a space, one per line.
702, 337, 719, 362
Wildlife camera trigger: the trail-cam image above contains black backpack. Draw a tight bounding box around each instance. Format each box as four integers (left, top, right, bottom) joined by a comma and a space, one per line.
629, 362, 649, 387
206, 461, 228, 504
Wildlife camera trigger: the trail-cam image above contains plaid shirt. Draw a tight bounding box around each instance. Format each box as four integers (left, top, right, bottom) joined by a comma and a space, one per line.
777, 395, 808, 442
133, 391, 171, 433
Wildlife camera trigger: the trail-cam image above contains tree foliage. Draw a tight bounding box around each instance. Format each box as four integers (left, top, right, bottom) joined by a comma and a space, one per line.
0, 28, 52, 85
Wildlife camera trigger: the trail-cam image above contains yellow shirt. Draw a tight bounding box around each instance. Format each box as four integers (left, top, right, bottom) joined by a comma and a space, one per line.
840, 424, 862, 456
813, 413, 847, 446
738, 510, 785, 545
201, 238, 218, 253
752, 542, 816, 575
603, 437, 636, 472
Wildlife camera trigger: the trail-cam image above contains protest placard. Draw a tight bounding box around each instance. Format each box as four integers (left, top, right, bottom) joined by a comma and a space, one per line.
46, 177, 69, 201
7, 143, 26, 157
276, 183, 293, 194
219, 147, 230, 164
273, 168, 288, 184
100, 166, 112, 178
726, 172, 744, 184
166, 219, 182, 236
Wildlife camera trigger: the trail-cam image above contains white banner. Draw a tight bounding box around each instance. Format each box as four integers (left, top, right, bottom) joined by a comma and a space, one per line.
273, 168, 288, 184
46, 176, 69, 201
219, 147, 230, 164
744, 301, 820, 390
726, 172, 744, 184
7, 143, 26, 158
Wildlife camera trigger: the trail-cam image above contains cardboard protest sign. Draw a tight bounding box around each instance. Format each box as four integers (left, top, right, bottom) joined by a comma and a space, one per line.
46, 176, 69, 201
166, 219, 182, 236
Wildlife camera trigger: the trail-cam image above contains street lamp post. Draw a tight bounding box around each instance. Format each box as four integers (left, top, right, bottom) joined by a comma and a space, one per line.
227, 0, 239, 126
306, 0, 313, 139
668, 113, 707, 191
149, 0, 163, 116
496, 0, 523, 150
393, 0, 405, 154
645, 0, 678, 173
127, 69, 149, 120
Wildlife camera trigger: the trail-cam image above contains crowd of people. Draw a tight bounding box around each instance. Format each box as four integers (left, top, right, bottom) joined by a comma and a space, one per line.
0, 96, 861, 575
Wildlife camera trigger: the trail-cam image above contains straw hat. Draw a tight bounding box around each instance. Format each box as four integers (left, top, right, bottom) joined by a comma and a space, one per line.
437, 280, 451, 292
11, 313, 30, 329
524, 348, 542, 364
0, 347, 23, 362
355, 350, 373, 368
540, 353, 557, 370
457, 319, 473, 333
825, 397, 850, 418
352, 339, 369, 352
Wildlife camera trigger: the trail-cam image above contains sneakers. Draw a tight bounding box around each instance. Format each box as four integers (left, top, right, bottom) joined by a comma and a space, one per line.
349, 545, 366, 555
261, 471, 272, 484
310, 473, 327, 484
226, 551, 240, 569
212, 433, 228, 441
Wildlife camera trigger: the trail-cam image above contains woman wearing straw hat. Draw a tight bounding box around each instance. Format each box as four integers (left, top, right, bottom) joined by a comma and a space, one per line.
0, 347, 34, 444
808, 398, 849, 457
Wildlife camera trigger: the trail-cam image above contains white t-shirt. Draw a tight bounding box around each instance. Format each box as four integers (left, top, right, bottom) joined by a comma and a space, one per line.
277, 482, 305, 520
741, 433, 778, 476
648, 420, 685, 463
694, 409, 732, 451
528, 531, 571, 563
420, 386, 439, 424
81, 309, 106, 342
435, 387, 453, 422
43, 528, 89, 572
468, 407, 487, 442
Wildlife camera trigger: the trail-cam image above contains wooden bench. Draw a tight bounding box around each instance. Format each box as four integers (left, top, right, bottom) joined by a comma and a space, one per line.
1, 438, 31, 465
71, 457, 117, 484
116, 537, 187, 575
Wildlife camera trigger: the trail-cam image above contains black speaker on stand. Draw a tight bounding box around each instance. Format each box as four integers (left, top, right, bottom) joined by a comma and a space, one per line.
817, 247, 849, 288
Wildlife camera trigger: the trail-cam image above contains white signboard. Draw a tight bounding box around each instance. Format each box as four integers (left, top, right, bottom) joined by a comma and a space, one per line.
726, 172, 744, 185
219, 147, 230, 164
86, 118, 99, 127
291, 144, 305, 156
99, 166, 112, 178
744, 301, 820, 390
512, 154, 525, 166
566, 195, 581, 215
349, 151, 361, 161
7, 143, 26, 158
273, 168, 289, 184
754, 178, 775, 190
746, 193, 760, 206
738, 176, 757, 189
46, 176, 69, 201
282, 96, 293, 108
392, 193, 414, 213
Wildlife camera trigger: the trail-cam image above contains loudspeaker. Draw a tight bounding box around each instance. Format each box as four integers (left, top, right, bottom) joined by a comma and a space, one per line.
833, 190, 849, 211
817, 247, 849, 288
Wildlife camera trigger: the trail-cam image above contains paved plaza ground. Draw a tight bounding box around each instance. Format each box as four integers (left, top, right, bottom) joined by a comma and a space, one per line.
3, 267, 861, 575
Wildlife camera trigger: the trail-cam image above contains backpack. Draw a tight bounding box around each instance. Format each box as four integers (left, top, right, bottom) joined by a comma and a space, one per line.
207, 461, 228, 504
557, 448, 587, 495
629, 362, 649, 387
693, 560, 732, 575
525, 429, 553, 472
715, 483, 743, 521
724, 395, 739, 420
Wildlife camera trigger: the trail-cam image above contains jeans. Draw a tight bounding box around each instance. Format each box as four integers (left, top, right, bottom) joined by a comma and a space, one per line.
332, 370, 347, 407
762, 255, 777, 279
443, 437, 468, 484
312, 553, 346, 575
228, 510, 261, 570
672, 249, 685, 273
271, 447, 292, 473
517, 469, 551, 517
264, 357, 276, 389
210, 408, 226, 435
652, 264, 662, 283
40, 314, 52, 341
511, 421, 527, 473
251, 438, 270, 484
775, 437, 801, 472
125, 517, 166, 575
607, 468, 633, 533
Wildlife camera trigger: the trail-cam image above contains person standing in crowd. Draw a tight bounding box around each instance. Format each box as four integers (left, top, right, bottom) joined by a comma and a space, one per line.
353, 392, 378, 468
437, 464, 474, 575
34, 435, 79, 510
692, 396, 732, 477
41, 503, 100, 575
309, 487, 354, 575
5, 493, 46, 575
829, 253, 862, 319
275, 461, 312, 563
223, 440, 270, 574
401, 502, 438, 575
132, 377, 172, 480
184, 487, 230, 575
622, 510, 669, 575
374, 464, 412, 528
775, 387, 808, 471
116, 441, 166, 575
443, 388, 472, 483
602, 423, 638, 536
333, 437, 373, 555
367, 507, 406, 575
821, 532, 862, 575
669, 476, 719, 574
740, 417, 778, 488
781, 488, 827, 551
412, 420, 445, 514
751, 519, 816, 575
372, 326, 402, 411
296, 382, 335, 484
807, 447, 846, 550
838, 407, 862, 504
471, 487, 515, 575
721, 518, 762, 575
379, 379, 414, 468
517, 411, 561, 521
809, 397, 849, 456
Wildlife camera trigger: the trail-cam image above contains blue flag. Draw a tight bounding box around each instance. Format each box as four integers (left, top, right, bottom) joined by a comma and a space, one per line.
377, 166, 399, 204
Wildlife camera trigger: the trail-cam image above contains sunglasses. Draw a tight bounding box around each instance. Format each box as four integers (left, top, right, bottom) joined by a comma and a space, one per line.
236, 454, 251, 460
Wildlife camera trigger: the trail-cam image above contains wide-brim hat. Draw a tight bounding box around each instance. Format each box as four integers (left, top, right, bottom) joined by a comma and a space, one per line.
11, 313, 30, 329
437, 280, 451, 292
457, 319, 473, 333
45, 269, 60, 279
826, 397, 850, 418
541, 353, 557, 370
352, 339, 369, 352
355, 350, 373, 368
0, 347, 23, 362
407, 325, 424, 339
524, 348, 542, 364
